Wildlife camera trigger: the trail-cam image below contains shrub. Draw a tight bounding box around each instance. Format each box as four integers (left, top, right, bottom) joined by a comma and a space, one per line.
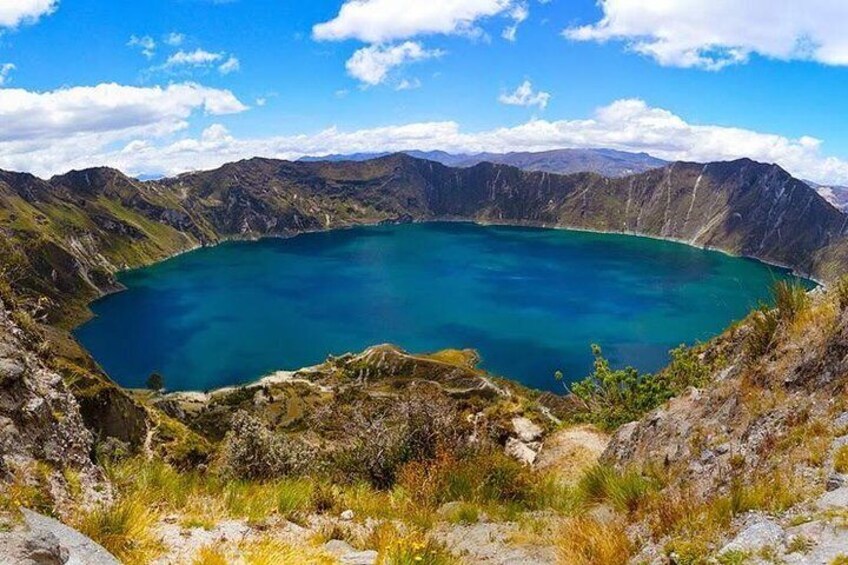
333, 395, 466, 488
567, 344, 709, 431
220, 411, 314, 480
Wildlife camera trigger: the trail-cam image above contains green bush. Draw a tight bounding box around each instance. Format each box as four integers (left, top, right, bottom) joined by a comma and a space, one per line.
566, 344, 709, 431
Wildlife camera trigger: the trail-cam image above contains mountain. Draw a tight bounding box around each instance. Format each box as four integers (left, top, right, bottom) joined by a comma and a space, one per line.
5, 153, 848, 562
1, 154, 845, 328
299, 147, 668, 176
806, 179, 848, 211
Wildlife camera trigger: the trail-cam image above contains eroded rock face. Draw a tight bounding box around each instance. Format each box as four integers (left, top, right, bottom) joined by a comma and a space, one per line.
0, 303, 108, 513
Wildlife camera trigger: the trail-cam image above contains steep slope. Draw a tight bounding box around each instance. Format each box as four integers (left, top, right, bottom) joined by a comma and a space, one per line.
1, 154, 846, 327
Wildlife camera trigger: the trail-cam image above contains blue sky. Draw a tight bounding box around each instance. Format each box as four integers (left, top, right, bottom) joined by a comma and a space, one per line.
4, 0, 848, 184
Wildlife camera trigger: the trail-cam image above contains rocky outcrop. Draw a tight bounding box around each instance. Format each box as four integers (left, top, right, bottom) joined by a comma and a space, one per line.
0, 302, 108, 515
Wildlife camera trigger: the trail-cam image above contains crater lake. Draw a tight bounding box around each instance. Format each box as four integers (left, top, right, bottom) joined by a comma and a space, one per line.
74, 222, 806, 392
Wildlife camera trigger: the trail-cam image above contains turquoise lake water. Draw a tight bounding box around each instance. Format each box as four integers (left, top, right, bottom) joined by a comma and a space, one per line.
75, 222, 804, 392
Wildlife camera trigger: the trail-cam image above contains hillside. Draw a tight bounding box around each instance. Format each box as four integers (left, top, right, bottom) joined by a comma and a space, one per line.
1, 154, 846, 328
4, 153, 848, 562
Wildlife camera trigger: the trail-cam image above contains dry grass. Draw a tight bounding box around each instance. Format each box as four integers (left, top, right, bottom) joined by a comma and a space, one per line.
191, 543, 230, 565
241, 537, 336, 565
556, 516, 632, 565
835, 445, 848, 473
75, 495, 163, 565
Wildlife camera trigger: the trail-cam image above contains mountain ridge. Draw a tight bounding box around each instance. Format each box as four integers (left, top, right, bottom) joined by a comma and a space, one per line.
297, 147, 668, 177
0, 152, 845, 327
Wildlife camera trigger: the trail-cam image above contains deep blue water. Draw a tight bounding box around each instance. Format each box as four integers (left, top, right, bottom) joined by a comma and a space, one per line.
75, 222, 803, 392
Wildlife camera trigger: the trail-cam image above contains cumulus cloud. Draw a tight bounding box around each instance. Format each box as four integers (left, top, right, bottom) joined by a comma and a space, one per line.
0, 63, 15, 86
315, 0, 529, 86
346, 42, 443, 86
313, 0, 516, 43
0, 0, 57, 28
565, 0, 848, 70
0, 82, 247, 174
6, 98, 848, 186
498, 80, 550, 109
128, 35, 156, 59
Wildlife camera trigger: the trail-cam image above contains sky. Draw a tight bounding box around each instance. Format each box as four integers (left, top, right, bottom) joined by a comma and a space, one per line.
4, 0, 848, 184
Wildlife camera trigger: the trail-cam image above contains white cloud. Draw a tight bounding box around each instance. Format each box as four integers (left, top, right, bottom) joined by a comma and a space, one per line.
218, 55, 240, 75
0, 82, 247, 174
313, 0, 516, 43
8, 97, 848, 186
498, 80, 550, 109
314, 0, 529, 86
346, 42, 443, 86
395, 78, 422, 91
502, 2, 528, 42
0, 0, 57, 28
0, 63, 15, 86
164, 32, 185, 46
128, 35, 156, 59
565, 0, 848, 70
165, 48, 223, 68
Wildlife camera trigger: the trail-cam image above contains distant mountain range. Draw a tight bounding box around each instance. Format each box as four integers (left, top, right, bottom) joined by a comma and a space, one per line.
804, 179, 848, 212
299, 148, 668, 177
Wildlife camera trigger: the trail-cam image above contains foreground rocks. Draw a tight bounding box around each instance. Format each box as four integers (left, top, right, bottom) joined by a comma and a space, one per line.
0, 303, 108, 517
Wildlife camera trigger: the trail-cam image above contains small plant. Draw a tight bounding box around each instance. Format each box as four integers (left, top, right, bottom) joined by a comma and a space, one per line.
786, 534, 814, 554
192, 544, 230, 565
575, 465, 656, 514
746, 280, 811, 357
716, 549, 750, 565
376, 529, 458, 565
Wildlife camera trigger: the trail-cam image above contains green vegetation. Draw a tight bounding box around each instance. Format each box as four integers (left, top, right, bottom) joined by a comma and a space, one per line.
747, 279, 811, 357
566, 344, 710, 431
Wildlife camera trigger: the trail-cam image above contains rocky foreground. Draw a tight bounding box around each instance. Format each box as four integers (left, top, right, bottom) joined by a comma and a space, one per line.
3, 280, 848, 562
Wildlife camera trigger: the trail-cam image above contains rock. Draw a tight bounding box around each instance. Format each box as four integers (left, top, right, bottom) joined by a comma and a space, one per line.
834, 411, 848, 431
323, 540, 377, 565
534, 425, 609, 482
340, 509, 354, 521
827, 473, 845, 492
719, 519, 785, 555
0, 529, 69, 565
817, 486, 848, 510
21, 509, 120, 565
0, 358, 25, 384
505, 437, 537, 465
512, 417, 543, 443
